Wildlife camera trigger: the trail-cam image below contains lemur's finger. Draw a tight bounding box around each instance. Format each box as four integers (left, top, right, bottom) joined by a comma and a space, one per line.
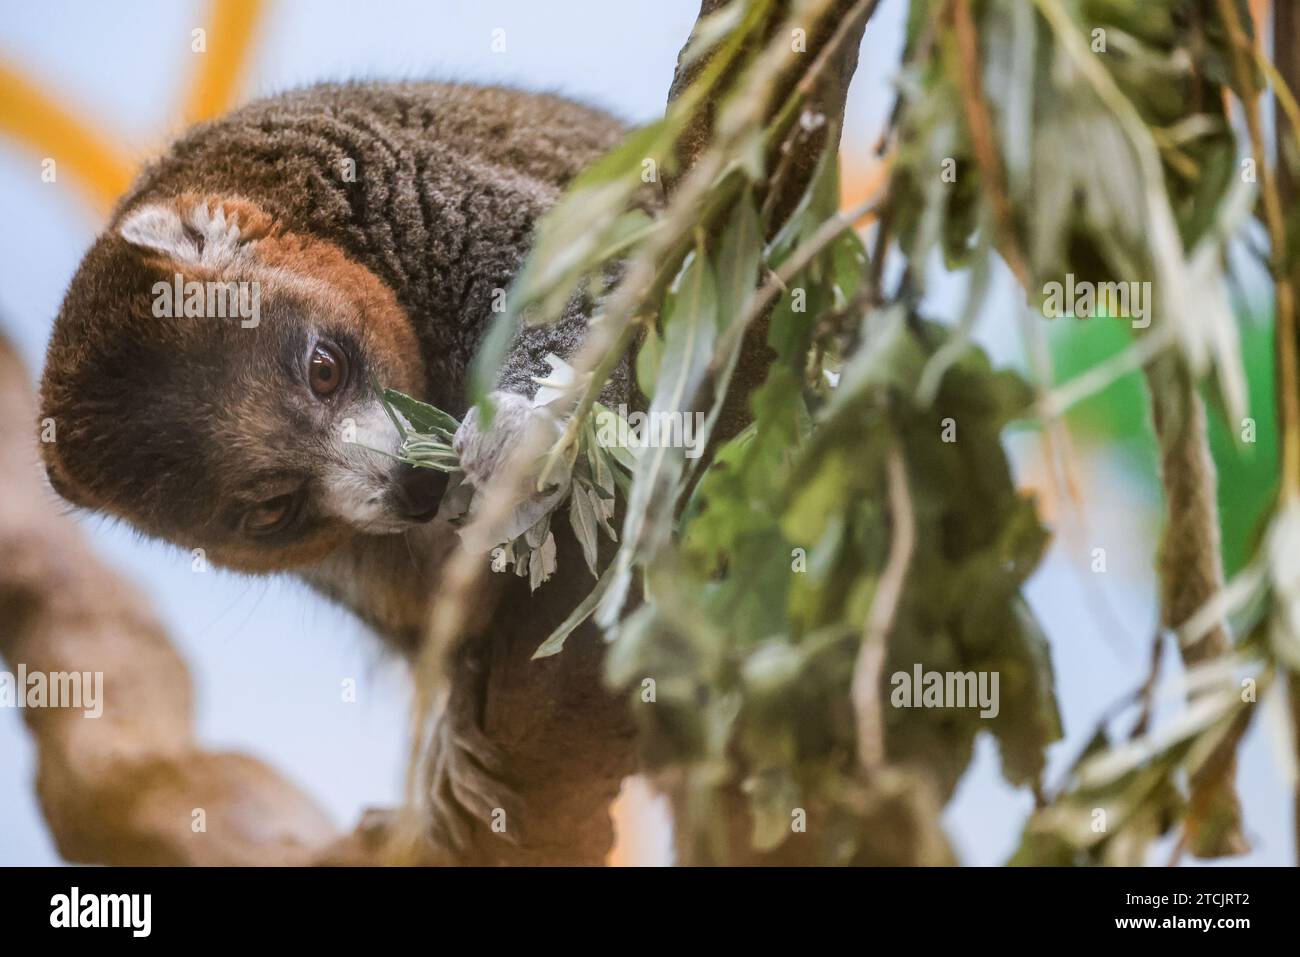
451, 724, 509, 777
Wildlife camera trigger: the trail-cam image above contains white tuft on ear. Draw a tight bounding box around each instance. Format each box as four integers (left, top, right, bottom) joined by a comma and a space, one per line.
118, 201, 248, 268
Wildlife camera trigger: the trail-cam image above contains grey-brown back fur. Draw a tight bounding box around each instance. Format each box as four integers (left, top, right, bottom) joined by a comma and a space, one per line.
118, 81, 628, 412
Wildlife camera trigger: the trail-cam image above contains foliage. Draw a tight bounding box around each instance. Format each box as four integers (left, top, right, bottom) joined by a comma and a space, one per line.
382, 376, 628, 592
441, 0, 1300, 864
450, 0, 1064, 862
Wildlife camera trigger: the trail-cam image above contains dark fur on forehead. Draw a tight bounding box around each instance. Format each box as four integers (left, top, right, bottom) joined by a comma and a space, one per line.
39, 234, 248, 529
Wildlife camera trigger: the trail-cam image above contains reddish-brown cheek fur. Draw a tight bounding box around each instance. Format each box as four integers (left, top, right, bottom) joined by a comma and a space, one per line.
47, 195, 427, 574
205, 524, 354, 573
136, 193, 426, 397
251, 227, 426, 397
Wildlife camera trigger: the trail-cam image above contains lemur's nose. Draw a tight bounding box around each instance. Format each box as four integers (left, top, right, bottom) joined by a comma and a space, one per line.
393, 463, 447, 522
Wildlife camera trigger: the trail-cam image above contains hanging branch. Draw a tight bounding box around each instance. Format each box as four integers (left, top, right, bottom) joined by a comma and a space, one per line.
1143, 353, 1247, 857
951, 0, 1247, 858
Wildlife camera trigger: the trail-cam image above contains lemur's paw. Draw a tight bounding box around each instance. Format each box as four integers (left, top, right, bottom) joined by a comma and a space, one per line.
452, 391, 562, 492
426, 703, 524, 854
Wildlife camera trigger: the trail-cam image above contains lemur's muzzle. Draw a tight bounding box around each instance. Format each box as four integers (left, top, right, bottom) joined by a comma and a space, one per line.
392, 462, 446, 522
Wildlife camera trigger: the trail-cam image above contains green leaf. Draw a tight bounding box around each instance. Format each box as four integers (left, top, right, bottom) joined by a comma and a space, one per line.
715, 190, 763, 330
570, 478, 602, 577
382, 389, 460, 439
593, 402, 642, 472
511, 121, 676, 325
532, 562, 620, 659
636, 327, 662, 401
598, 253, 719, 627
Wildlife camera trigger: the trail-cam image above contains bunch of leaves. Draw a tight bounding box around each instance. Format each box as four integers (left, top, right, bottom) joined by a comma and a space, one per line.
511, 116, 1060, 855
889, 0, 1250, 422
443, 0, 1067, 861
378, 383, 630, 592
380, 388, 461, 472
491, 398, 631, 594
1013, 478, 1300, 863
606, 306, 1060, 858
880, 0, 1292, 862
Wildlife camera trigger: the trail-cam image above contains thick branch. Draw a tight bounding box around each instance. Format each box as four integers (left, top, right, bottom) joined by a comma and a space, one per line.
0, 335, 339, 865
1142, 354, 1247, 858
668, 0, 873, 446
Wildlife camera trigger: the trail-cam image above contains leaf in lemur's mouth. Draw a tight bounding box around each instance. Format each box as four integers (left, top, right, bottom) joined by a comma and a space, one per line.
379, 388, 461, 472
377, 375, 632, 604
382, 389, 460, 444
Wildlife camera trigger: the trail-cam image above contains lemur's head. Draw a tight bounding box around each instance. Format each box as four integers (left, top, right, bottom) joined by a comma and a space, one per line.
39, 193, 447, 572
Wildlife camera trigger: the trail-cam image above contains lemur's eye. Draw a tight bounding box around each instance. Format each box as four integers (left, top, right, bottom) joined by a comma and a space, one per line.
243, 494, 297, 535
308, 342, 348, 398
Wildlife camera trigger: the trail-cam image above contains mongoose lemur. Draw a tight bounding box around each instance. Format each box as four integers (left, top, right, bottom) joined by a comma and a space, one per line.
38, 81, 632, 850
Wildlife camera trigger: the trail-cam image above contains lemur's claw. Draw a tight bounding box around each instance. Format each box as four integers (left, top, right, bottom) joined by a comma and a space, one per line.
425, 692, 524, 855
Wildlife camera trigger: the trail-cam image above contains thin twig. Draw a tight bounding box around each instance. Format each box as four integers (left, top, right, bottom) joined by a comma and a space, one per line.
852, 435, 915, 773
1129, 631, 1167, 741
1218, 0, 1300, 497
710, 191, 880, 374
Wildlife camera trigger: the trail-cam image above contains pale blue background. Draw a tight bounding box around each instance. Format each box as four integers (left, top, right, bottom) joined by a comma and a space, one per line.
0, 0, 1290, 865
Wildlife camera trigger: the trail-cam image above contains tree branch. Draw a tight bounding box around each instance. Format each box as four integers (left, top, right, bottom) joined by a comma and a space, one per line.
0, 334, 340, 865
1143, 353, 1247, 858
852, 435, 914, 773
649, 0, 953, 866
669, 0, 876, 446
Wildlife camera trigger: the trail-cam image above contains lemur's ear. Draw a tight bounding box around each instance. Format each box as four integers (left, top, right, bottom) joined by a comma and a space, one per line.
118, 197, 268, 268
